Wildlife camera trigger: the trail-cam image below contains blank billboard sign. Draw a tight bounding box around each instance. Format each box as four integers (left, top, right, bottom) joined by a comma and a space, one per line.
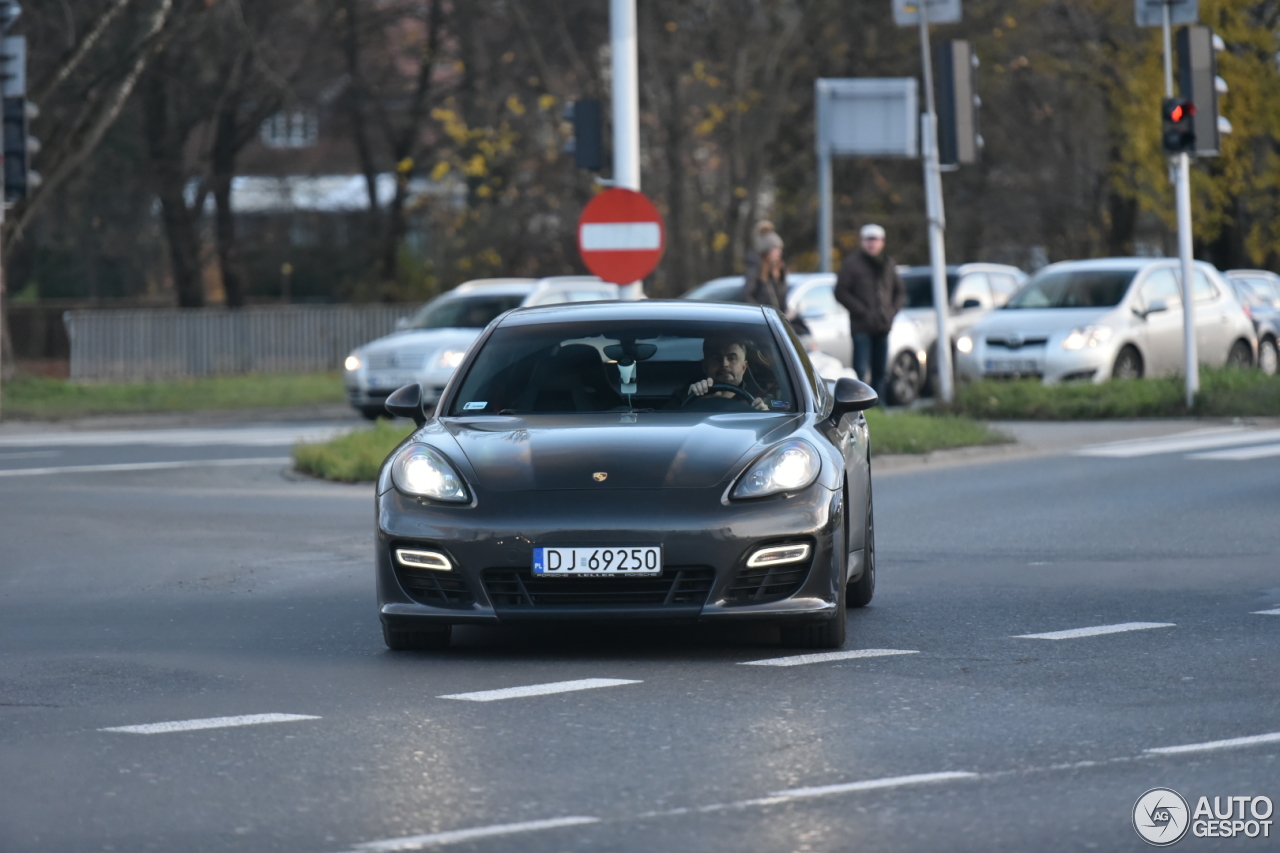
816, 78, 919, 158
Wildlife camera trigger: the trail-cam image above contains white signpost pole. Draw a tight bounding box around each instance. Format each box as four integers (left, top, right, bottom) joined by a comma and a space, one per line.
609, 0, 644, 299
1165, 2, 1199, 407
916, 5, 954, 404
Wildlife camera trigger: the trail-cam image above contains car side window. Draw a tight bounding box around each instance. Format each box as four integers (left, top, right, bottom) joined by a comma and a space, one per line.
569, 289, 616, 302
527, 291, 569, 306
1139, 269, 1181, 308
797, 285, 842, 319
1192, 271, 1218, 303
952, 273, 992, 310
988, 274, 1021, 306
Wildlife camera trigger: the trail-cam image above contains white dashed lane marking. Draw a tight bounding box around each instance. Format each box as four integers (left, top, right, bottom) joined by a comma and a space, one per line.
1253, 608, 1280, 616
740, 649, 920, 667
438, 678, 641, 703
1189, 442, 1280, 461
1075, 427, 1280, 460
1146, 731, 1280, 755
0, 457, 291, 477
101, 713, 320, 734
1014, 622, 1175, 640
345, 816, 601, 852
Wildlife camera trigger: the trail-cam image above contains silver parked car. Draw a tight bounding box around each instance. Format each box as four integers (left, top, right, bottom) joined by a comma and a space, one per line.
897, 263, 1028, 392
344, 276, 621, 418
681, 273, 929, 405
955, 258, 1257, 384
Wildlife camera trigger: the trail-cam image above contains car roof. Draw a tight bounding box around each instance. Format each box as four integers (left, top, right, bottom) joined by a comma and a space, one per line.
453, 277, 539, 293
499, 299, 771, 327
898, 263, 1025, 275
1226, 269, 1280, 280
532, 275, 608, 288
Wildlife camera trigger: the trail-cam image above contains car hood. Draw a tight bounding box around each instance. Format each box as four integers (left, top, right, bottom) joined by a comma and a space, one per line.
360, 328, 481, 360
442, 413, 802, 491
971, 307, 1115, 338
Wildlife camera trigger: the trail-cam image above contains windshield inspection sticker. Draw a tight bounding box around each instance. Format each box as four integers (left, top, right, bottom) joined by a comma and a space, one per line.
463, 401, 487, 411
772, 400, 791, 409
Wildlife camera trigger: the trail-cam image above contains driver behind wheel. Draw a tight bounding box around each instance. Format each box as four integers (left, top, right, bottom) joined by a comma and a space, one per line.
685, 335, 770, 411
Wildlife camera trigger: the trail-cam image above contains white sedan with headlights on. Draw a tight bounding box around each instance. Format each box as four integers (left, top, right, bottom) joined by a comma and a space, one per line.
954, 258, 1256, 384
344, 276, 621, 418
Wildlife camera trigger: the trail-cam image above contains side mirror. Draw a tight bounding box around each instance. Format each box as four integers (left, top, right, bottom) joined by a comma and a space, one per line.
385, 383, 428, 427
831, 377, 878, 418
960, 298, 982, 310
1135, 300, 1167, 319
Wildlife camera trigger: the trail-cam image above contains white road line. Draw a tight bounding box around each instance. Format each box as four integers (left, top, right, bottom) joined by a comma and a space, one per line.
1075, 427, 1280, 458
100, 713, 319, 734
1189, 442, 1280, 461
740, 649, 920, 667
347, 817, 601, 852
0, 450, 60, 460
438, 678, 641, 703
1014, 622, 1174, 640
0, 426, 350, 449
0, 457, 291, 477
1252, 608, 1280, 615
1146, 731, 1280, 755
771, 771, 979, 799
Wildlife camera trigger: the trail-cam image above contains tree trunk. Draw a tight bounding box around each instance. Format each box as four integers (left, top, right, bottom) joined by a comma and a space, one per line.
143, 71, 204, 308
212, 98, 246, 308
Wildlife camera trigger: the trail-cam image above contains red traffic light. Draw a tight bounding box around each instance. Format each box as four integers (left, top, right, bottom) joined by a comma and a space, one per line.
1170, 104, 1183, 122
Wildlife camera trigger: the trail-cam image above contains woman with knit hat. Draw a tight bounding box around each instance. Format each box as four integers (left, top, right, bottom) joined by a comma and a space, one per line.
744, 221, 788, 314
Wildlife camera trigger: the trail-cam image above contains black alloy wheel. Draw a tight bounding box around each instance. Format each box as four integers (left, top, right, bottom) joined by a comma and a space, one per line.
1111, 346, 1144, 380
383, 623, 452, 651
886, 352, 922, 406
1226, 340, 1254, 369
847, 492, 875, 608
1259, 337, 1278, 376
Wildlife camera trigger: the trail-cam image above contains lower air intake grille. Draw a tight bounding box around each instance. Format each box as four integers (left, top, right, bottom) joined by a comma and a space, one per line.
395, 566, 474, 607
724, 561, 811, 605
483, 567, 715, 608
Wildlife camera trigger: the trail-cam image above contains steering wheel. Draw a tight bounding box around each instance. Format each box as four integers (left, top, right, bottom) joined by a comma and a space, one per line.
681, 382, 757, 407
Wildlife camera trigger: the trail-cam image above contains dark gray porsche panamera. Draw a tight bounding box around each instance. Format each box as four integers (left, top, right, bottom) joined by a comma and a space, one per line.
374, 300, 879, 651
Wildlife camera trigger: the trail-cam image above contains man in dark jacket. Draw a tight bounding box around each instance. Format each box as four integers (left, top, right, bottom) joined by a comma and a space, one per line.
834, 223, 905, 399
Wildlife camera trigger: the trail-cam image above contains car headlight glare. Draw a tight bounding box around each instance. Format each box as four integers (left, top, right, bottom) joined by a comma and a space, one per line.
392, 445, 469, 501
732, 440, 820, 499
437, 349, 466, 369
1062, 325, 1113, 351
344, 354, 362, 371
956, 335, 974, 354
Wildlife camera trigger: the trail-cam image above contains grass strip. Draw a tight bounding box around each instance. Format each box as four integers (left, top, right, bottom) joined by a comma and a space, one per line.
865, 408, 1009, 456
293, 420, 413, 482
2, 372, 345, 420
950, 367, 1280, 420
293, 410, 1006, 483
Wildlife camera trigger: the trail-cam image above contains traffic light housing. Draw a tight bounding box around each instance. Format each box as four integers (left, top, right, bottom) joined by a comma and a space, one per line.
1177, 25, 1227, 157
1161, 97, 1195, 154
936, 40, 981, 166
566, 99, 603, 172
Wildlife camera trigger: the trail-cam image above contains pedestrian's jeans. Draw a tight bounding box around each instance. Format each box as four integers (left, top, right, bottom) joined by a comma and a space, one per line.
852, 332, 889, 401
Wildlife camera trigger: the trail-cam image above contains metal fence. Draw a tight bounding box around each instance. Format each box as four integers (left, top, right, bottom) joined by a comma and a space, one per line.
64, 304, 419, 380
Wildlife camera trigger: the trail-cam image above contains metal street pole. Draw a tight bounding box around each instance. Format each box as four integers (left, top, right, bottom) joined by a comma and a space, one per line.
918, 6, 953, 403
1163, 0, 1198, 406
609, 0, 644, 298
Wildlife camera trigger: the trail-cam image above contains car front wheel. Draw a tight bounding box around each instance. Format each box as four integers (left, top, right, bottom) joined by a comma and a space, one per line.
1259, 337, 1278, 376
1111, 346, 1143, 380
847, 496, 875, 608
886, 352, 922, 406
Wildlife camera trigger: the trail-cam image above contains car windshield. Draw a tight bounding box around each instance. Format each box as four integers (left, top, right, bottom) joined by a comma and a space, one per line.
447, 319, 796, 415
403, 293, 528, 330
1003, 269, 1136, 309
902, 272, 959, 309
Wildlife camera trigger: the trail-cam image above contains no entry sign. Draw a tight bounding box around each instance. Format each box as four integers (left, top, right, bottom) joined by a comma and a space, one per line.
577, 188, 665, 284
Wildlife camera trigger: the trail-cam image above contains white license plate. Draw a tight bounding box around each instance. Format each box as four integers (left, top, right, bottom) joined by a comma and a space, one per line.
368, 374, 410, 390
985, 358, 1039, 374
532, 546, 662, 576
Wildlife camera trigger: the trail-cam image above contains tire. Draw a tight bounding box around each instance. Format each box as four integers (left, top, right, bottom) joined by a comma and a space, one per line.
360, 406, 387, 421
847, 490, 875, 608
780, 579, 846, 649
1259, 337, 1278, 376
886, 352, 922, 406
1111, 346, 1143, 380
1226, 339, 1253, 370
382, 623, 451, 651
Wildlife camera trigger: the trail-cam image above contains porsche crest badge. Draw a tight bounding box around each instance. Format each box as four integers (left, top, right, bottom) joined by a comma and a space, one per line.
592, 472, 608, 482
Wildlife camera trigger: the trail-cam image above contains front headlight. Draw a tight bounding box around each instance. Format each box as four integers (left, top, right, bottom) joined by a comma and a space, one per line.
436, 349, 466, 369
1062, 325, 1113, 351
392, 444, 469, 502
731, 440, 821, 500
956, 335, 974, 354
344, 354, 362, 371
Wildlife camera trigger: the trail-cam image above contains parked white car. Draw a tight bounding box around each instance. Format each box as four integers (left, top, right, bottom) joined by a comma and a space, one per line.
955, 258, 1257, 384
344, 276, 621, 418
681, 273, 929, 405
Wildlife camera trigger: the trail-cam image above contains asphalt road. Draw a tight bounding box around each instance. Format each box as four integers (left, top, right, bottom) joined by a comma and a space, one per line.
1, 420, 1278, 852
